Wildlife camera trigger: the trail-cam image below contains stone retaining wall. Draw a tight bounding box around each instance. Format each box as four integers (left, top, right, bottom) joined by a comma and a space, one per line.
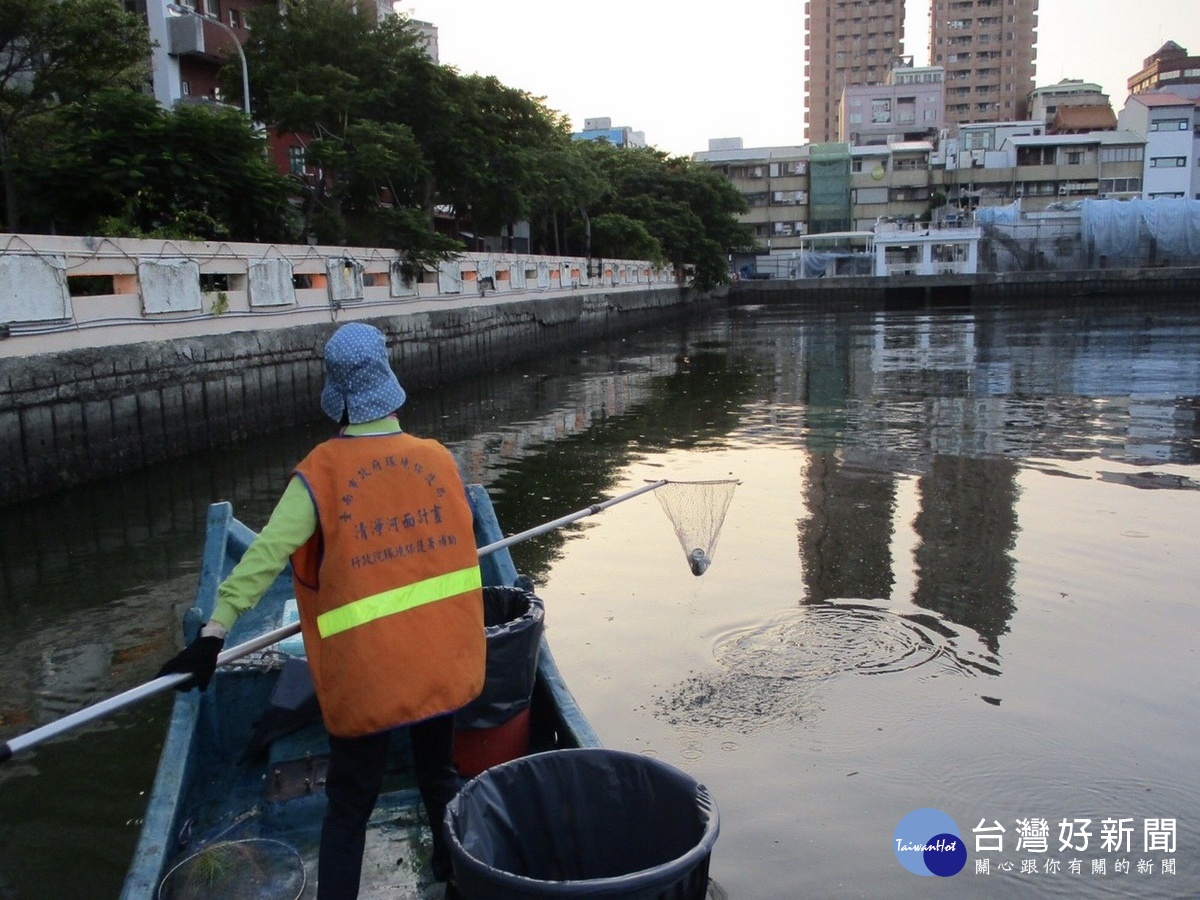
1, 287, 694, 507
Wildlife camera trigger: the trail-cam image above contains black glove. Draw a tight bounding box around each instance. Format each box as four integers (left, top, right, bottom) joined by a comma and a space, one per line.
157, 634, 224, 691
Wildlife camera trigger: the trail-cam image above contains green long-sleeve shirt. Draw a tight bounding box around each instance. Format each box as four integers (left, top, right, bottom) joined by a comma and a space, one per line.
207, 418, 402, 631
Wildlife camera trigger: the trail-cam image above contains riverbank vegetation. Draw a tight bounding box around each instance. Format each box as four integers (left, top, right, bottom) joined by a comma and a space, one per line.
1, 0, 752, 289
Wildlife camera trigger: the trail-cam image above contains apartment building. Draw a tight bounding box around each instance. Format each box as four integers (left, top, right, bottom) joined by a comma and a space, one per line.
1128, 42, 1200, 98
849, 141, 936, 228
148, 0, 276, 112
1118, 92, 1200, 199
929, 0, 1038, 129
804, 0, 906, 144
692, 143, 813, 251
839, 62, 946, 145
148, 0, 416, 114
694, 126, 1147, 252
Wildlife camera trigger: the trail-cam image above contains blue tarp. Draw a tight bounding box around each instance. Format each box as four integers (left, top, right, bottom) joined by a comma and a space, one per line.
974, 203, 1022, 227
803, 251, 860, 278
1081, 198, 1200, 260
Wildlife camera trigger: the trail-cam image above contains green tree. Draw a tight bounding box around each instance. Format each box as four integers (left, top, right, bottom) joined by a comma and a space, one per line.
24, 90, 296, 241
529, 138, 609, 257
0, 0, 150, 229
573, 142, 753, 289
242, 0, 457, 261
240, 0, 751, 285
438, 74, 570, 251
245, 1, 591, 262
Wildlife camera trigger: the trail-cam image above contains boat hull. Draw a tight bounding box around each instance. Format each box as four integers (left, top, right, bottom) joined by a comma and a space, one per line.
122, 485, 598, 899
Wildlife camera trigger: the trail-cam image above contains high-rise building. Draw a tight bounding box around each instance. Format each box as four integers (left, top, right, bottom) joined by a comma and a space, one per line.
929, 0, 1038, 130
804, 0, 906, 144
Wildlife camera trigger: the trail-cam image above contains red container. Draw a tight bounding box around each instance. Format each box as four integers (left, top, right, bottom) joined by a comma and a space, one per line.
454, 708, 531, 778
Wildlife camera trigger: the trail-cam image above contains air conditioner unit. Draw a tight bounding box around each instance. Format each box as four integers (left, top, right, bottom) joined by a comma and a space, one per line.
1014, 187, 1024, 196
1058, 185, 1069, 195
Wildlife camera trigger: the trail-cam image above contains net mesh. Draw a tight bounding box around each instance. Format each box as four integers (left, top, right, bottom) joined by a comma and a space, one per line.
158, 839, 305, 900
653, 479, 739, 577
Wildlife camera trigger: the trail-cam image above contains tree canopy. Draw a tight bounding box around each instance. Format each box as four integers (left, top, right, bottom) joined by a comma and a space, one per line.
0, 0, 152, 229
24, 90, 295, 240
3, 0, 753, 286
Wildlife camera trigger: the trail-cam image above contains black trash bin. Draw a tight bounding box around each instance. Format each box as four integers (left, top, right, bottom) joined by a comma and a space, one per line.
454, 584, 545, 776
445, 748, 720, 899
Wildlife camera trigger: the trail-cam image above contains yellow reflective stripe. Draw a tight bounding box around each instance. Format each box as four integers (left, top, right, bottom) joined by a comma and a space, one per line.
317, 565, 482, 638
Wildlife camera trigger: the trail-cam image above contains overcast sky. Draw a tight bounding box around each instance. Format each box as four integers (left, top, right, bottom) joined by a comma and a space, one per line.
402, 1, 1200, 157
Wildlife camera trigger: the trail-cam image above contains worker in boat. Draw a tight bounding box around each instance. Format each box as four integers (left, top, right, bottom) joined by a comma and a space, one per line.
157, 321, 485, 900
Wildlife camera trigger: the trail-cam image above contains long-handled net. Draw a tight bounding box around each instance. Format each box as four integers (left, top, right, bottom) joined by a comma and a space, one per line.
652, 479, 740, 577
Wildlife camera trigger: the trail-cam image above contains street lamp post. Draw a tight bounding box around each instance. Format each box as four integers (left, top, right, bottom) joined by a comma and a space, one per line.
166, 3, 250, 117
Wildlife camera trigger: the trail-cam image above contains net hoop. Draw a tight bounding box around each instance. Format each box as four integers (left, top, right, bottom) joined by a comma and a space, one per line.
650, 479, 740, 576
157, 837, 306, 900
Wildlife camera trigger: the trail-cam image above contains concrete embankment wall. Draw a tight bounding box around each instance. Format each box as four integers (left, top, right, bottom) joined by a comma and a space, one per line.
1, 287, 694, 507
728, 266, 1200, 306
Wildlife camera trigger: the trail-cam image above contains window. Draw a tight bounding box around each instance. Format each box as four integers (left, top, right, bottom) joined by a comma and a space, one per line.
1100, 146, 1143, 163
288, 146, 306, 177
1099, 177, 1140, 193
181, 80, 190, 96
1149, 157, 1186, 168
230, 8, 241, 28
1149, 118, 1189, 131
1066, 151, 1083, 165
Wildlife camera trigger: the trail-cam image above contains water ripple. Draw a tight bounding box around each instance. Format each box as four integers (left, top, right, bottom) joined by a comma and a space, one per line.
713, 599, 1001, 680
654, 600, 1000, 735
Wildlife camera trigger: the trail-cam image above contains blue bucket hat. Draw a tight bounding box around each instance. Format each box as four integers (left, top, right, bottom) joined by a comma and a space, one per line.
320, 323, 407, 424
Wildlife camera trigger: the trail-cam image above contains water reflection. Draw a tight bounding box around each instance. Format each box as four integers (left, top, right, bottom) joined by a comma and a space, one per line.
3, 298, 1200, 898
911, 456, 1019, 654
799, 454, 898, 601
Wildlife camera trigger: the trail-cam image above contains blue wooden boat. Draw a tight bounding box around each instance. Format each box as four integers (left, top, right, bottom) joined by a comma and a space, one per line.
121, 484, 599, 899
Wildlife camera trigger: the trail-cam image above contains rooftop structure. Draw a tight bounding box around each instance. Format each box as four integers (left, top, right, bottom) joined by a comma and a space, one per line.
572, 117, 647, 148
1050, 105, 1117, 134
839, 62, 945, 145
1028, 79, 1111, 127
1128, 41, 1200, 98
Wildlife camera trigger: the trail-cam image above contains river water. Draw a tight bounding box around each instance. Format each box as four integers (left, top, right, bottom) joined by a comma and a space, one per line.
2, 295, 1199, 899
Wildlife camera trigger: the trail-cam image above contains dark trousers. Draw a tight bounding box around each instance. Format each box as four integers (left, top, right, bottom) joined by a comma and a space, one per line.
317, 713, 460, 900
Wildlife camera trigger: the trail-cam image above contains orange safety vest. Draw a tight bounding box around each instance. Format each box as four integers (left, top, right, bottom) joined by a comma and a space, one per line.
290, 432, 485, 738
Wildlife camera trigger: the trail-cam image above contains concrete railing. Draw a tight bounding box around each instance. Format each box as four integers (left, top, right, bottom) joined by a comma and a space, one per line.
0, 233, 677, 358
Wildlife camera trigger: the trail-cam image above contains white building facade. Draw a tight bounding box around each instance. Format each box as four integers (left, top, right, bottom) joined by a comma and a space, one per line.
1118, 92, 1200, 200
